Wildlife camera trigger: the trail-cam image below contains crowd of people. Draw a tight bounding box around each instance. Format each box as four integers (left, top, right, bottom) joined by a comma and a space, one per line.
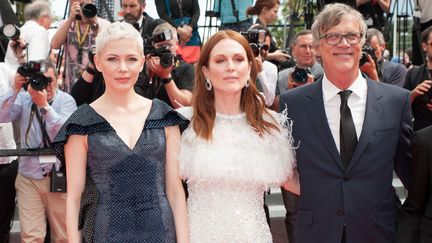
0, 0, 432, 243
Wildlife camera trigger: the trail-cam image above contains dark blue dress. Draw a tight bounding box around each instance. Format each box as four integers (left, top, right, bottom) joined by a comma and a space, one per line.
53, 99, 188, 243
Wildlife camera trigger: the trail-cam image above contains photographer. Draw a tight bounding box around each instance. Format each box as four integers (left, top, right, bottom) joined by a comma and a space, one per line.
51, 0, 110, 93
4, 0, 52, 71
0, 59, 76, 242
404, 26, 432, 131
360, 28, 407, 87
246, 24, 278, 107
139, 23, 194, 108
277, 30, 323, 93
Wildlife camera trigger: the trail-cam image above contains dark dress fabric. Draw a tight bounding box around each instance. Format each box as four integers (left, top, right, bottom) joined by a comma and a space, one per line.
53, 99, 189, 243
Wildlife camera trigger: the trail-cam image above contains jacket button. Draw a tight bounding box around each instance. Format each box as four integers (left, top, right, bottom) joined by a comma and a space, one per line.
336, 208, 345, 216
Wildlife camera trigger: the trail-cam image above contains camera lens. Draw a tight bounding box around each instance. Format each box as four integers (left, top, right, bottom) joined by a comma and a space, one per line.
82, 3, 97, 18
29, 73, 50, 91
291, 68, 309, 84
160, 54, 174, 68
249, 43, 260, 57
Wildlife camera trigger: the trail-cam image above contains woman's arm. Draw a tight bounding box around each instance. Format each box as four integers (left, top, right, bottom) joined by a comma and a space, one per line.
65, 134, 88, 243
165, 125, 189, 243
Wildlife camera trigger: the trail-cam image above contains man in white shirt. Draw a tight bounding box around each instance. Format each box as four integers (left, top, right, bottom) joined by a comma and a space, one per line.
0, 62, 17, 243
4, 0, 52, 71
279, 3, 412, 243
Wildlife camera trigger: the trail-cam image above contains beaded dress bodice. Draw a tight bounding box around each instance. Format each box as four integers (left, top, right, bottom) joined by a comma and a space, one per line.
178, 108, 295, 243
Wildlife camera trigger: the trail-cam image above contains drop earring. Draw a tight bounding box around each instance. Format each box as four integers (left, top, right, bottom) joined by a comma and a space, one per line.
245, 79, 250, 88
205, 79, 213, 91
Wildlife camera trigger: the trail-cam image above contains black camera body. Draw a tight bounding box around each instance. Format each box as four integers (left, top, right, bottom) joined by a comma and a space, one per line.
241, 29, 268, 57
150, 47, 175, 68
76, 3, 97, 20
291, 66, 310, 84
144, 29, 175, 68
359, 44, 377, 66
17, 61, 50, 91
50, 166, 67, 193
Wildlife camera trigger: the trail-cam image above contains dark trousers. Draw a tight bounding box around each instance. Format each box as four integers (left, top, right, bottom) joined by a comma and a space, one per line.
281, 188, 299, 243
0, 160, 18, 243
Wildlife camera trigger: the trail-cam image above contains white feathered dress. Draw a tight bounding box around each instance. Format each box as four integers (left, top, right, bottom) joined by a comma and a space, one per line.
177, 107, 296, 243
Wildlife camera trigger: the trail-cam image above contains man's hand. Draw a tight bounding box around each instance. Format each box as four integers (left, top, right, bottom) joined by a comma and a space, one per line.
10, 38, 26, 63
69, 1, 81, 20
411, 80, 432, 101
177, 26, 192, 45
28, 86, 48, 108
147, 56, 173, 79
360, 55, 379, 81
267, 50, 291, 63
12, 73, 27, 93
255, 55, 263, 73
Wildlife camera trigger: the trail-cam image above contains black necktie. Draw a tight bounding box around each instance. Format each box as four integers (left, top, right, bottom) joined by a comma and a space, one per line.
132, 22, 140, 31
339, 90, 358, 168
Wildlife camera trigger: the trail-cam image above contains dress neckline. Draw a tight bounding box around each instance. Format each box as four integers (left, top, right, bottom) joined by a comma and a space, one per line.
215, 112, 246, 120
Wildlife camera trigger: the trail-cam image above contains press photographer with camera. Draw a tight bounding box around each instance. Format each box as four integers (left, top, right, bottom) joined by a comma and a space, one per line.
403, 26, 432, 131
51, 0, 110, 93
139, 23, 194, 108
4, 0, 52, 71
244, 24, 278, 107
0, 59, 76, 242
277, 30, 323, 93
360, 28, 408, 87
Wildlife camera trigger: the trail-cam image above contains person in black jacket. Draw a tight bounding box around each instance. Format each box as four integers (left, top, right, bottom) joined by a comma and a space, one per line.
396, 125, 432, 243
403, 26, 432, 131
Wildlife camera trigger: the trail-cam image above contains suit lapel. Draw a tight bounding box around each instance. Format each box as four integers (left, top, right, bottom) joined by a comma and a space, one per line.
347, 79, 384, 172
305, 80, 345, 171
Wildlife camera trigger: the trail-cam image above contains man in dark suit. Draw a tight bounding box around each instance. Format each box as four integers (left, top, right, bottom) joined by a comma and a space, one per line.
279, 3, 412, 243
121, 0, 164, 39
395, 125, 432, 243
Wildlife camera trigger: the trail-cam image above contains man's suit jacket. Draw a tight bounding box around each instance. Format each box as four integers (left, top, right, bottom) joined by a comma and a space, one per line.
396, 125, 432, 243
279, 77, 412, 243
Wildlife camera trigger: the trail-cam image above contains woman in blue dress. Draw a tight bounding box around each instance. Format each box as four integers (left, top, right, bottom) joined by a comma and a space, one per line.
53, 22, 189, 243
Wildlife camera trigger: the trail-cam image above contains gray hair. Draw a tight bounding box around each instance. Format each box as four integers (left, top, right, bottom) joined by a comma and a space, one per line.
95, 22, 144, 56
291, 29, 313, 46
24, 0, 52, 21
366, 28, 386, 44
311, 3, 367, 46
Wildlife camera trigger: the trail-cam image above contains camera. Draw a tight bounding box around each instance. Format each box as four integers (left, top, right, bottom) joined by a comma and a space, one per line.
17, 61, 51, 91
144, 29, 175, 68
50, 166, 67, 193
0, 23, 20, 41
291, 66, 310, 84
359, 44, 377, 66
76, 3, 97, 20
150, 46, 175, 68
241, 29, 268, 57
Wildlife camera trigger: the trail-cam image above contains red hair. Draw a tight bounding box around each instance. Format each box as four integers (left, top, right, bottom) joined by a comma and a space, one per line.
192, 30, 279, 140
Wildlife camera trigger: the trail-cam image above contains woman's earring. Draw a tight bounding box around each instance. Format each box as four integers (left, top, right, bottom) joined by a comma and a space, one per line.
205, 79, 212, 91
245, 79, 250, 88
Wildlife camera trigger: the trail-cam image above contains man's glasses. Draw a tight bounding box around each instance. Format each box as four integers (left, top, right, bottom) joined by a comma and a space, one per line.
319, 32, 363, 45
296, 44, 314, 51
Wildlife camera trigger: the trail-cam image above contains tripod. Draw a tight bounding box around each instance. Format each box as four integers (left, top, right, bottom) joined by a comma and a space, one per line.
385, 0, 422, 65
283, 0, 320, 50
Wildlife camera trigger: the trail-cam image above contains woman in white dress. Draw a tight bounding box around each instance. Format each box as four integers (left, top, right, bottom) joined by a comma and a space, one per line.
178, 30, 299, 242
